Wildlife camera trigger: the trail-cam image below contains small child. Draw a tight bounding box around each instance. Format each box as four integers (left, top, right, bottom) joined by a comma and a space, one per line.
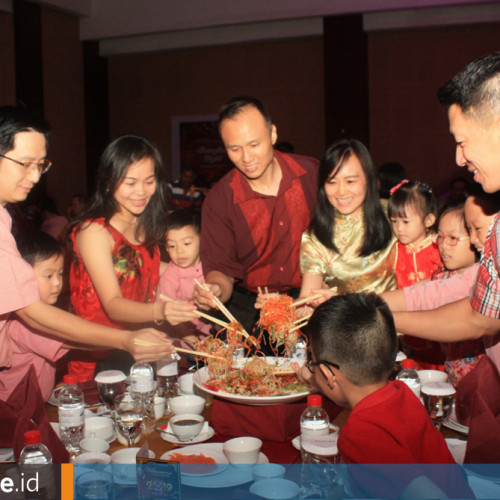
0, 230, 69, 402
433, 204, 484, 386
388, 180, 442, 288
300, 293, 472, 499
389, 180, 443, 367
158, 209, 211, 347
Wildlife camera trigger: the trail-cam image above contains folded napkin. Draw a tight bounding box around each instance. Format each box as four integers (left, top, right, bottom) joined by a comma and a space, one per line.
0, 365, 69, 463
76, 379, 100, 406
210, 396, 341, 442
455, 356, 500, 463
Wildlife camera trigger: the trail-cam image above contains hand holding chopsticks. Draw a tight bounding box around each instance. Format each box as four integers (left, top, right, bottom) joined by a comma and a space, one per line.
133, 338, 225, 361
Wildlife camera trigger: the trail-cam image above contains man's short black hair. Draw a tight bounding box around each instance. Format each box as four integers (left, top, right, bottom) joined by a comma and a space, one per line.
218, 96, 272, 132
307, 293, 398, 386
0, 106, 51, 155
437, 52, 500, 124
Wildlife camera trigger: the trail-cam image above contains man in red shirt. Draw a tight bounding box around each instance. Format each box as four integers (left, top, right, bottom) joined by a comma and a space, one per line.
195, 96, 318, 334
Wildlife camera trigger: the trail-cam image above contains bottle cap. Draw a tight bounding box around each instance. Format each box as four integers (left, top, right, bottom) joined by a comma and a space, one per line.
95, 370, 126, 384
24, 430, 41, 445
307, 394, 322, 406
401, 359, 415, 369
63, 374, 77, 385
421, 381, 456, 396
302, 433, 338, 456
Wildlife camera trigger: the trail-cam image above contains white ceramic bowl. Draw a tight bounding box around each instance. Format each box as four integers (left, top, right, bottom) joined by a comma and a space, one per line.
417, 369, 448, 384
169, 394, 205, 415
252, 463, 286, 481
74, 452, 111, 465
250, 479, 299, 499
79, 437, 110, 453
169, 413, 204, 441
84, 416, 114, 441
111, 447, 155, 464
223, 436, 262, 465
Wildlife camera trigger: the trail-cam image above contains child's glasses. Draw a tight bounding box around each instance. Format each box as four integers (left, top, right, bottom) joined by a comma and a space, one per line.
306, 359, 340, 377
436, 235, 470, 246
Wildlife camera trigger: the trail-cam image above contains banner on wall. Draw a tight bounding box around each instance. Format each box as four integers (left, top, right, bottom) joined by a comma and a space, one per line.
171, 115, 232, 188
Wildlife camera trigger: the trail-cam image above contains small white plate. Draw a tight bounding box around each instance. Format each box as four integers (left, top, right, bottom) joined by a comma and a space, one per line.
50, 422, 116, 444
160, 443, 229, 476
0, 448, 14, 462
161, 426, 215, 445
442, 403, 469, 435
291, 425, 340, 451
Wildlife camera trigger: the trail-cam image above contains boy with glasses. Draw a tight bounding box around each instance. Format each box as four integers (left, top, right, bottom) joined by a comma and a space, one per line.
297, 293, 472, 498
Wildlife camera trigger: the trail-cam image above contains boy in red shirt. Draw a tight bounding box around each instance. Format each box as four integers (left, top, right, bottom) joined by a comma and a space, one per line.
297, 292, 473, 499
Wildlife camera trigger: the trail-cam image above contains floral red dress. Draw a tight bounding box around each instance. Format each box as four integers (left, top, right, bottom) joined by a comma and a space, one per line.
68, 218, 160, 381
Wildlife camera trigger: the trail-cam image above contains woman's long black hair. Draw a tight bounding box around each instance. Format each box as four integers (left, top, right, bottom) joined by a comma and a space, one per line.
309, 139, 392, 257
68, 135, 168, 256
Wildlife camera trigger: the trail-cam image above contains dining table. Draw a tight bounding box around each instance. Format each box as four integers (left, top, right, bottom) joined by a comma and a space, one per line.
45, 377, 468, 500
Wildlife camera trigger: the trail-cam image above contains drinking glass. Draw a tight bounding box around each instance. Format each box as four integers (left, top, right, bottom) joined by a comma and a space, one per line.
95, 370, 126, 411
421, 381, 456, 430
113, 393, 144, 447
75, 470, 114, 499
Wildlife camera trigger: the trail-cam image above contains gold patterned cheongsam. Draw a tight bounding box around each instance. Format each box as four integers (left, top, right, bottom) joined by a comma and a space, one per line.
300, 209, 397, 294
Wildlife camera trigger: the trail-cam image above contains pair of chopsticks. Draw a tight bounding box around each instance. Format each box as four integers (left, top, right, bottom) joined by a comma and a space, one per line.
133, 338, 225, 361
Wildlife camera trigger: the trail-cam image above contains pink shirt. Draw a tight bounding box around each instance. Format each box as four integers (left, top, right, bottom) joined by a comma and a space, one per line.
158, 261, 211, 336
1, 319, 68, 401
0, 205, 40, 368
402, 262, 500, 372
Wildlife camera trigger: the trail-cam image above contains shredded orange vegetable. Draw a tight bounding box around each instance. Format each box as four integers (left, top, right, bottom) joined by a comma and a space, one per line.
258, 294, 303, 355
204, 356, 307, 397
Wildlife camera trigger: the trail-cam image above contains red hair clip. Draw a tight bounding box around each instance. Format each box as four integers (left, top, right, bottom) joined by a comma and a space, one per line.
390, 179, 409, 196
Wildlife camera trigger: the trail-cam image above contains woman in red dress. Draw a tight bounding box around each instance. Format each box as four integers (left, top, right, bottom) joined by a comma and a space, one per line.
68, 135, 197, 381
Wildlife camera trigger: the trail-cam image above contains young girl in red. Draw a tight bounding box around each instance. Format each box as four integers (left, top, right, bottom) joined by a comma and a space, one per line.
388, 180, 442, 288
388, 180, 443, 367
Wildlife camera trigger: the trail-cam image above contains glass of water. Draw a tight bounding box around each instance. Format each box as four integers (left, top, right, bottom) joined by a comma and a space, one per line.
421, 381, 456, 430
113, 393, 144, 447
75, 470, 114, 499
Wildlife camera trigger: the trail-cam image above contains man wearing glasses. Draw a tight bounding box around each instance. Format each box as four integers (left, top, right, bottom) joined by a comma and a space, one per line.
0, 106, 173, 372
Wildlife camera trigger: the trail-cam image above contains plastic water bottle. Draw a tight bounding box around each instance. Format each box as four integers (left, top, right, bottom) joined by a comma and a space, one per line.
156, 355, 179, 412
58, 374, 85, 456
18, 430, 53, 464
130, 362, 156, 428
18, 430, 56, 500
300, 395, 340, 498
300, 394, 330, 458
396, 358, 421, 398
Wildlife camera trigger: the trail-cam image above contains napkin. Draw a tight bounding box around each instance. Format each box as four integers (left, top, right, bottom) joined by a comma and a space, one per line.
455, 356, 500, 463
0, 365, 69, 463
210, 396, 341, 442
77, 380, 100, 406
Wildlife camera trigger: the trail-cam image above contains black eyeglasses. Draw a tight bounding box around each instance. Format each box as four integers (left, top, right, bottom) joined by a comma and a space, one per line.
0, 153, 52, 175
306, 359, 340, 376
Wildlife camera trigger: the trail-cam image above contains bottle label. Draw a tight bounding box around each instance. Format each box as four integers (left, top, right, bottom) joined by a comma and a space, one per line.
131, 377, 154, 393
58, 406, 84, 428
300, 422, 329, 439
157, 362, 178, 377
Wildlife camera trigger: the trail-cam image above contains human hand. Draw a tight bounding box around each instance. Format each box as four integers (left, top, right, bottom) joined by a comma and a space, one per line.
254, 292, 281, 309
162, 300, 198, 325
308, 288, 337, 308
193, 282, 222, 310
291, 361, 313, 385
126, 328, 174, 362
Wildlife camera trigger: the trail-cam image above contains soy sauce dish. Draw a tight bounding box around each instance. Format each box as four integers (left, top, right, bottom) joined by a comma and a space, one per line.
169, 414, 205, 442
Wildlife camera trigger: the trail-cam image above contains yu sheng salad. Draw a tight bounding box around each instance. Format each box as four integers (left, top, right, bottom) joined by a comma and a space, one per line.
193, 294, 309, 397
